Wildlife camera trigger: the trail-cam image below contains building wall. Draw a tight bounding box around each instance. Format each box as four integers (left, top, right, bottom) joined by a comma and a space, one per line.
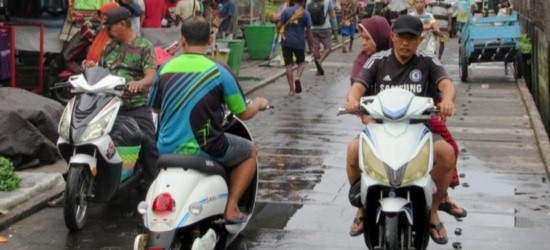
515, 0, 550, 132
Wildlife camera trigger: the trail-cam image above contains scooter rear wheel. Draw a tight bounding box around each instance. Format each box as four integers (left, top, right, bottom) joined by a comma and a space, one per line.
63, 164, 91, 231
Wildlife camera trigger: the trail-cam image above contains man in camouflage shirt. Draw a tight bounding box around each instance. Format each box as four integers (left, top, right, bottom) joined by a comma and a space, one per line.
100, 7, 159, 183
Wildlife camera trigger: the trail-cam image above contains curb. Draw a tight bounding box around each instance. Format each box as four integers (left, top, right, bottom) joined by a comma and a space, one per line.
243, 37, 351, 95
516, 78, 550, 176
0, 180, 64, 231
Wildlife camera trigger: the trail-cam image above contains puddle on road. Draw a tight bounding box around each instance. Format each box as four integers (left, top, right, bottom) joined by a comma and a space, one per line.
247, 202, 303, 230
453, 145, 550, 231
257, 148, 326, 203
226, 202, 306, 250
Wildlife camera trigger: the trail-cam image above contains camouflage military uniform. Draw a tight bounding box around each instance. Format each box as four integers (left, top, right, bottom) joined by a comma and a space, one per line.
100, 37, 156, 109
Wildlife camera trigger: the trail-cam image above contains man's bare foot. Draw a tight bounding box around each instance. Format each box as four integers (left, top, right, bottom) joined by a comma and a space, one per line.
224, 207, 248, 224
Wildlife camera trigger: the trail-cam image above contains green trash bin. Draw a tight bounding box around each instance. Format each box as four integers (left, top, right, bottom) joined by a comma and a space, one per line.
243, 24, 276, 60
216, 39, 245, 76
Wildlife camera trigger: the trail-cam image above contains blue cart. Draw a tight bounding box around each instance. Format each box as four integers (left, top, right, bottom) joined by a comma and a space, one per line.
458, 11, 522, 82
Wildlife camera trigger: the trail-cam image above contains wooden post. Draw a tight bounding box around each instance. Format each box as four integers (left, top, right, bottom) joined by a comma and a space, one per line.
259, 0, 266, 23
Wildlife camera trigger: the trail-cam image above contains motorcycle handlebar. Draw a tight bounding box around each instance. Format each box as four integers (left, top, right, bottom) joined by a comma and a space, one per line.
50, 82, 71, 90
114, 85, 127, 91
337, 107, 440, 117
336, 108, 363, 116
245, 99, 274, 110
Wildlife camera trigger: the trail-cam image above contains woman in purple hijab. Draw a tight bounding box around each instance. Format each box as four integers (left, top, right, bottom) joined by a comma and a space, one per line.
349, 16, 392, 84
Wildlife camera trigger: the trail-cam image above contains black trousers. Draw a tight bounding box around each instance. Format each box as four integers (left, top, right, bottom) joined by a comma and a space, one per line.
119, 106, 159, 181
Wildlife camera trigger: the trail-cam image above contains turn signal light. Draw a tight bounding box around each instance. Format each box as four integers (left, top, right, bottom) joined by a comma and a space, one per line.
152, 192, 175, 212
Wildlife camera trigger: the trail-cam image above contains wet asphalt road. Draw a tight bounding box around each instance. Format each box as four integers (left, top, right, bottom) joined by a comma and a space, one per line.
3, 36, 550, 250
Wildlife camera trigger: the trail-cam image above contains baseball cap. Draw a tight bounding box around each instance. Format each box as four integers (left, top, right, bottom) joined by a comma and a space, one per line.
104, 7, 131, 25
392, 15, 423, 36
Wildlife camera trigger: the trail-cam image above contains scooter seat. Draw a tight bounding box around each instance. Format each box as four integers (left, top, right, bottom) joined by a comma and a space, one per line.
157, 154, 226, 178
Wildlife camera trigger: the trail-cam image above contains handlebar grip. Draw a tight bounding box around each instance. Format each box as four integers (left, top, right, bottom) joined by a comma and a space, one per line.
50, 82, 71, 90
114, 85, 126, 91
337, 108, 363, 116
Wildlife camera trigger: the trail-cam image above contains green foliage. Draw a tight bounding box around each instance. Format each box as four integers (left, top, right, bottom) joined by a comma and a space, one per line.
519, 34, 532, 54
0, 156, 22, 191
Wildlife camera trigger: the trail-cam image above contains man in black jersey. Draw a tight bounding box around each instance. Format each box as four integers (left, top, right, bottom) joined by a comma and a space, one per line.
344, 15, 457, 244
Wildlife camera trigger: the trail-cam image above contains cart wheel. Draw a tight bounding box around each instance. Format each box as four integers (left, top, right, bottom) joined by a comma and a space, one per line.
513, 53, 524, 79
459, 48, 469, 82
460, 59, 469, 82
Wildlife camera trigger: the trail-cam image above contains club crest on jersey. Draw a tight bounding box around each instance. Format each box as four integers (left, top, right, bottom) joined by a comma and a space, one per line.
409, 70, 422, 82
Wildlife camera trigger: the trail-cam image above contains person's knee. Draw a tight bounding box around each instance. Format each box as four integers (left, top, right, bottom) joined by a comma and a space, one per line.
434, 140, 455, 171
249, 145, 258, 159
347, 139, 359, 166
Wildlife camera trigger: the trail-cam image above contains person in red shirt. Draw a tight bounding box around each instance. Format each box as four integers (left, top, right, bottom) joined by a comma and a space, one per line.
142, 0, 168, 28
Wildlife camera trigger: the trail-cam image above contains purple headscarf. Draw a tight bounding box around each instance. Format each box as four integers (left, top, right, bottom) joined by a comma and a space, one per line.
350, 16, 392, 83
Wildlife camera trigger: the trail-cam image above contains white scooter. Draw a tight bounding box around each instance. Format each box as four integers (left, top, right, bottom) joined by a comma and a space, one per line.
339, 88, 437, 250
134, 112, 259, 250
57, 66, 147, 231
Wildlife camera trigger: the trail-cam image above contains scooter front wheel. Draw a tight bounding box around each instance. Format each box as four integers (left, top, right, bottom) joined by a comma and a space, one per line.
63, 164, 91, 231
384, 214, 400, 250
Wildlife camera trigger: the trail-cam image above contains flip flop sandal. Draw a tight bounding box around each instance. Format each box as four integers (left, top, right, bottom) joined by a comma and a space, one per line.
430, 223, 449, 245
438, 201, 468, 218
294, 80, 302, 94
349, 216, 364, 237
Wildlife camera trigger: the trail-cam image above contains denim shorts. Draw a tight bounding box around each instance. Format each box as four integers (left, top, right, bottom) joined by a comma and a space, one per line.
340, 23, 356, 37
209, 134, 253, 168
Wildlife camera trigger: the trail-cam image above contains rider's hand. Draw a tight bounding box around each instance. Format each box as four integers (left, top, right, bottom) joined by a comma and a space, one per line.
84, 60, 97, 68
437, 98, 455, 122
127, 81, 146, 93
254, 97, 270, 111
359, 114, 376, 125
344, 99, 360, 112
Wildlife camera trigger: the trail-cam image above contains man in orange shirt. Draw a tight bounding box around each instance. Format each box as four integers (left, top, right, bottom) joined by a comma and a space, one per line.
85, 2, 121, 67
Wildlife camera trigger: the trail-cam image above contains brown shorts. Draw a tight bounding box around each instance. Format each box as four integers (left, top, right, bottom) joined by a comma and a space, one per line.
312, 29, 333, 50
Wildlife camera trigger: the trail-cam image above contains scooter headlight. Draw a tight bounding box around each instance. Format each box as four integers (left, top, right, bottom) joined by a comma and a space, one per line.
80, 107, 117, 142
361, 137, 389, 184
58, 99, 74, 140
402, 140, 431, 185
